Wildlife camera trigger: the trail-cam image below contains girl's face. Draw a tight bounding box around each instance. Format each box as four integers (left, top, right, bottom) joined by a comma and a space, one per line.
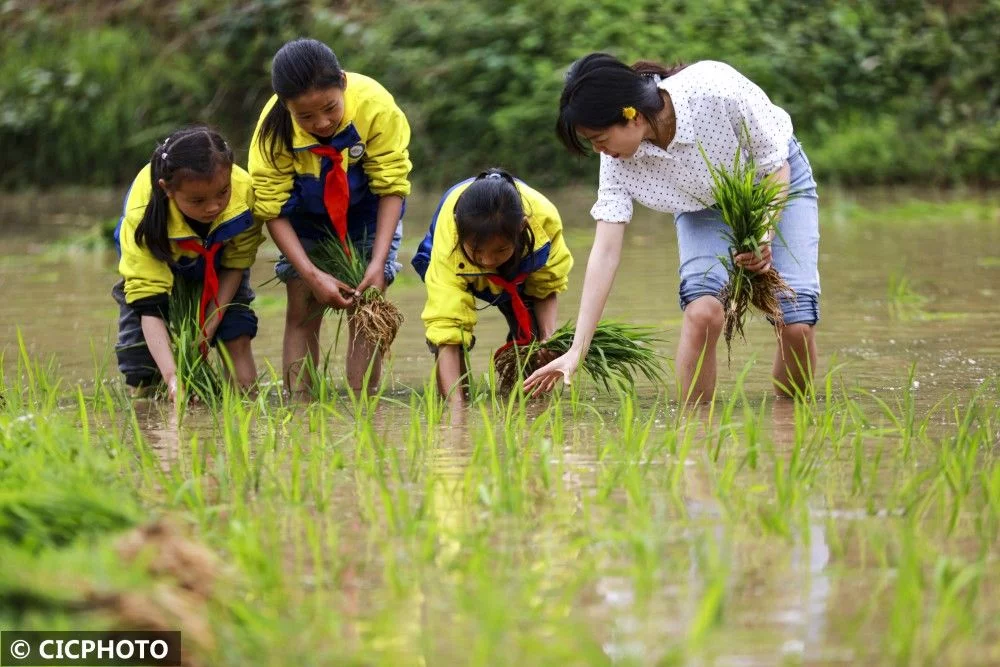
286, 85, 347, 139
577, 118, 647, 159
463, 234, 517, 271
162, 164, 233, 224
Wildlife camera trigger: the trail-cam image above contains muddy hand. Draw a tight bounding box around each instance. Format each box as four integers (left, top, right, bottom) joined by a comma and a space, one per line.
312, 272, 357, 309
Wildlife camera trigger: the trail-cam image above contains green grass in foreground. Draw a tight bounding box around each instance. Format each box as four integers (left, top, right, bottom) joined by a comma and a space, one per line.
0, 342, 998, 666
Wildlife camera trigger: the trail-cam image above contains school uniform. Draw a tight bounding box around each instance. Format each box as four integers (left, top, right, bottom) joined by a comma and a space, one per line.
248, 72, 412, 283
112, 164, 263, 387
412, 178, 574, 349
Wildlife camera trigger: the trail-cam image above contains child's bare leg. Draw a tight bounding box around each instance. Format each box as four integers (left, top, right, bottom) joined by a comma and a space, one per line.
346, 318, 382, 393
284, 278, 323, 398
219, 335, 256, 391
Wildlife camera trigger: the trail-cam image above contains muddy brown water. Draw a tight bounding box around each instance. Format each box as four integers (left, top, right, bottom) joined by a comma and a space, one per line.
2, 187, 997, 402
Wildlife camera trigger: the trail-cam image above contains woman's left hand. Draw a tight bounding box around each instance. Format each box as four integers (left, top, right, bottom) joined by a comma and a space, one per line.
733, 228, 774, 274
357, 261, 388, 294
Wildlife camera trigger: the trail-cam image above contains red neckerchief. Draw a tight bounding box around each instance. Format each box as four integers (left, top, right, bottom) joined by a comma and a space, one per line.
485, 272, 533, 350
308, 145, 351, 255
176, 239, 223, 359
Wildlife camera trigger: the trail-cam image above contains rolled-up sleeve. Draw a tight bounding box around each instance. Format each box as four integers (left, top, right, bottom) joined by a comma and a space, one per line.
719, 63, 793, 175
589, 154, 634, 223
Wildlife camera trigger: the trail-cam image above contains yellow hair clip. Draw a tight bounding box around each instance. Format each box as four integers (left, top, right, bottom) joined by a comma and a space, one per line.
622, 106, 637, 120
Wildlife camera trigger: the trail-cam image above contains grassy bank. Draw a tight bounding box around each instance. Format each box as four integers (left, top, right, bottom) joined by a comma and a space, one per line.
2, 0, 998, 189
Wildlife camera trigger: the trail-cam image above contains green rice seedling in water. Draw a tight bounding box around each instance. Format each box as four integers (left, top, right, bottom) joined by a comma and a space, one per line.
168, 277, 225, 404
307, 233, 404, 356
6, 331, 62, 411
887, 271, 928, 321
698, 125, 796, 360
0, 388, 141, 548
492, 320, 664, 394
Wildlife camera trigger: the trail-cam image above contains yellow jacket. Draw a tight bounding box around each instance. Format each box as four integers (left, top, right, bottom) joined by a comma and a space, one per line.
247, 72, 412, 241
414, 179, 574, 347
115, 164, 263, 303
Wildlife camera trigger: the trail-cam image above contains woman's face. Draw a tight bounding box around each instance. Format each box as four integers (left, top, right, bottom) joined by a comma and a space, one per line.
162, 164, 233, 224
286, 84, 347, 139
577, 119, 647, 159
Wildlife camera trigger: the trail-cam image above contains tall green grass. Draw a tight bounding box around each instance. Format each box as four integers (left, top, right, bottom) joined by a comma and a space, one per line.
167, 278, 226, 404
2, 344, 998, 665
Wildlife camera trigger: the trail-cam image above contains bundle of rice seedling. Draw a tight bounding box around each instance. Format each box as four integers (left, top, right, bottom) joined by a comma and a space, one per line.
168, 278, 225, 402
493, 321, 663, 394
698, 128, 796, 359
306, 234, 404, 356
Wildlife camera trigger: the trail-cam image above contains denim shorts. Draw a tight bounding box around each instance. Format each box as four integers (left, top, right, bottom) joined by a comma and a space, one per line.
275, 220, 404, 285
675, 137, 820, 326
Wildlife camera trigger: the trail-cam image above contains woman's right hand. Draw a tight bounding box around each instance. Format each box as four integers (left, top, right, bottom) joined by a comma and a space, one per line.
309, 272, 358, 309
523, 347, 582, 396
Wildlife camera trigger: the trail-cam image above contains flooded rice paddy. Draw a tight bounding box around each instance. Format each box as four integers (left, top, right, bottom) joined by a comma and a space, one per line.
1, 187, 998, 665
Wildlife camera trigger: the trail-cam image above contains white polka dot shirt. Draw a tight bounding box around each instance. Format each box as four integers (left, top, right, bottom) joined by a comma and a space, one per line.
590, 60, 794, 222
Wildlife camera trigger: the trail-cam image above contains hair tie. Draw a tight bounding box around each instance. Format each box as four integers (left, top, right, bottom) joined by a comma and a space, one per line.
486, 172, 503, 180
161, 152, 169, 160
622, 106, 637, 120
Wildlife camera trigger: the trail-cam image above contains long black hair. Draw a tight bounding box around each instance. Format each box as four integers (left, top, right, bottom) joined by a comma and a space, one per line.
258, 38, 346, 165
556, 52, 687, 155
134, 127, 233, 262
453, 168, 535, 276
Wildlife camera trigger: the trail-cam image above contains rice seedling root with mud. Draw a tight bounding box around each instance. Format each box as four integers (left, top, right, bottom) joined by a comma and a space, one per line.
307, 234, 404, 356
699, 127, 797, 359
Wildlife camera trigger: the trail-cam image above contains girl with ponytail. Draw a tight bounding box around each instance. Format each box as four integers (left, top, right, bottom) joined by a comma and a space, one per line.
411, 169, 573, 405
112, 126, 264, 401
248, 38, 412, 397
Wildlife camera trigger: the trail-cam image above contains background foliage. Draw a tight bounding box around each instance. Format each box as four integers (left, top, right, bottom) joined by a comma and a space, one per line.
1, 0, 997, 189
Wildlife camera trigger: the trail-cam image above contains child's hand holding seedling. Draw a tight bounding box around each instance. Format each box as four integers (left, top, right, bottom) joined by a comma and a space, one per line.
358, 260, 388, 295
309, 271, 358, 309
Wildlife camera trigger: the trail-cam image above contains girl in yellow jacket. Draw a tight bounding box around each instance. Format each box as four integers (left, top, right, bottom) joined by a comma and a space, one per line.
248, 38, 412, 396
412, 169, 574, 404
113, 127, 264, 401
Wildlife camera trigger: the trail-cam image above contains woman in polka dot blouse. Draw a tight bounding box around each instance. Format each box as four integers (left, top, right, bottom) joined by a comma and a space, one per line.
524, 53, 820, 402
